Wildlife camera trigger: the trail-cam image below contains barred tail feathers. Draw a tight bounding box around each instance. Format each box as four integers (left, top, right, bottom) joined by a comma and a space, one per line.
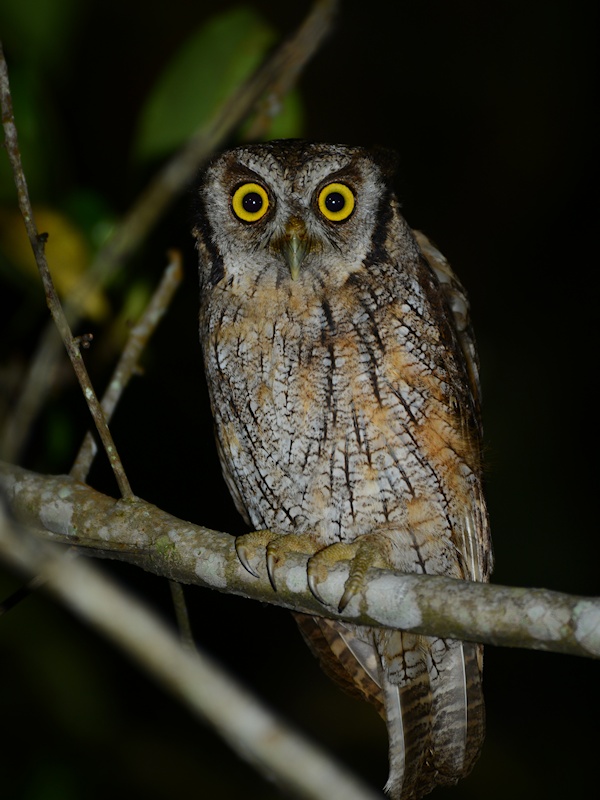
293, 616, 485, 800
378, 631, 485, 799
378, 630, 435, 799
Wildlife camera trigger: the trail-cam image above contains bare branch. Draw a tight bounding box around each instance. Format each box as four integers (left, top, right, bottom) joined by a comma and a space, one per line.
1, 461, 598, 660
0, 493, 382, 800
0, 42, 132, 499
169, 579, 195, 651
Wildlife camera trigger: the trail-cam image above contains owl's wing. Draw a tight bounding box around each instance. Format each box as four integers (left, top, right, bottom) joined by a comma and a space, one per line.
412, 230, 481, 412
214, 432, 253, 526
413, 229, 492, 584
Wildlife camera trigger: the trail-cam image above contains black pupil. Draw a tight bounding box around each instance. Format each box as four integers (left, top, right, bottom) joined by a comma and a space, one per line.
242, 191, 263, 214
325, 191, 345, 213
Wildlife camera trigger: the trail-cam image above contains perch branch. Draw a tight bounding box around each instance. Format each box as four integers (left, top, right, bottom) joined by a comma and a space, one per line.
0, 497, 382, 800
1, 461, 598, 660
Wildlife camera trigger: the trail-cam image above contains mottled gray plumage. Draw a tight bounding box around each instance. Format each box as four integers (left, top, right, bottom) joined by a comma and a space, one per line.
194, 140, 492, 799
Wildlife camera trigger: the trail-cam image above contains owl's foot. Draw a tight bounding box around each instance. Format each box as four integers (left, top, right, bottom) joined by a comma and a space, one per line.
307, 535, 391, 612
235, 530, 320, 591
236, 530, 392, 612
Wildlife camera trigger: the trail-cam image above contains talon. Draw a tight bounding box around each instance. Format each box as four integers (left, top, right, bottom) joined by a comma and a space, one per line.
235, 540, 260, 578
307, 565, 327, 605
338, 582, 358, 613
266, 546, 279, 591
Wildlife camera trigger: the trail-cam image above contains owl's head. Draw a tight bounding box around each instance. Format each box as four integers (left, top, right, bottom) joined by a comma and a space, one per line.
194, 140, 404, 292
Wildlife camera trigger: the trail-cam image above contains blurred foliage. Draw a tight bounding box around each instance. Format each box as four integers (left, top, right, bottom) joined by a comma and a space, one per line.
0, 205, 109, 319
0, 0, 85, 75
0, 1, 598, 799
134, 6, 302, 161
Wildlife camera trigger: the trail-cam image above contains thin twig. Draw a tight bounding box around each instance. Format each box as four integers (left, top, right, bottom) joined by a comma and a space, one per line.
0, 253, 183, 615
0, 0, 339, 463
0, 572, 45, 617
169, 580, 196, 651
0, 505, 383, 800
0, 42, 133, 499
71, 251, 183, 482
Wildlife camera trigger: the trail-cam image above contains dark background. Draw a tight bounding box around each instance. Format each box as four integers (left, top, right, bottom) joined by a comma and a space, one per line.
1, 1, 598, 798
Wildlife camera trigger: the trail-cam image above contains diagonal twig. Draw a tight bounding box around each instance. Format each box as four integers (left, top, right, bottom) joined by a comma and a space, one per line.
0, 253, 183, 614
0, 42, 132, 499
70, 250, 183, 482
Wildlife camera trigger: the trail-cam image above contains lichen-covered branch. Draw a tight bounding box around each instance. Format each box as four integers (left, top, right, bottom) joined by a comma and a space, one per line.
0, 41, 132, 499
1, 460, 598, 660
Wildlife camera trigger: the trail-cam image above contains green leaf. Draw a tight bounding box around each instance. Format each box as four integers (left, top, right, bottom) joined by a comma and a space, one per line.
134, 6, 289, 162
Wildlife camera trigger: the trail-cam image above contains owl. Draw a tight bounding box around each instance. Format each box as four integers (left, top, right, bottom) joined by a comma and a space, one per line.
193, 140, 492, 799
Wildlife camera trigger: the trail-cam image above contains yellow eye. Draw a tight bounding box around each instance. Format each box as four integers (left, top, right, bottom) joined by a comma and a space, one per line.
317, 182, 355, 222
231, 182, 269, 222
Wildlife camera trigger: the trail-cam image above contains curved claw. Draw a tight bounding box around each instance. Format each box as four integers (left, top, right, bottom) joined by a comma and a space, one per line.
338, 581, 359, 613
235, 540, 260, 578
307, 564, 327, 605
266, 546, 279, 591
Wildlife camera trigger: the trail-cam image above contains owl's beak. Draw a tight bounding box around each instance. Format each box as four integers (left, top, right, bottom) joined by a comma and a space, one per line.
280, 217, 308, 280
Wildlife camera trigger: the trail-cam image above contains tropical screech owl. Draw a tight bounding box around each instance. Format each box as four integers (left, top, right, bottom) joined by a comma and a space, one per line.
194, 140, 492, 799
